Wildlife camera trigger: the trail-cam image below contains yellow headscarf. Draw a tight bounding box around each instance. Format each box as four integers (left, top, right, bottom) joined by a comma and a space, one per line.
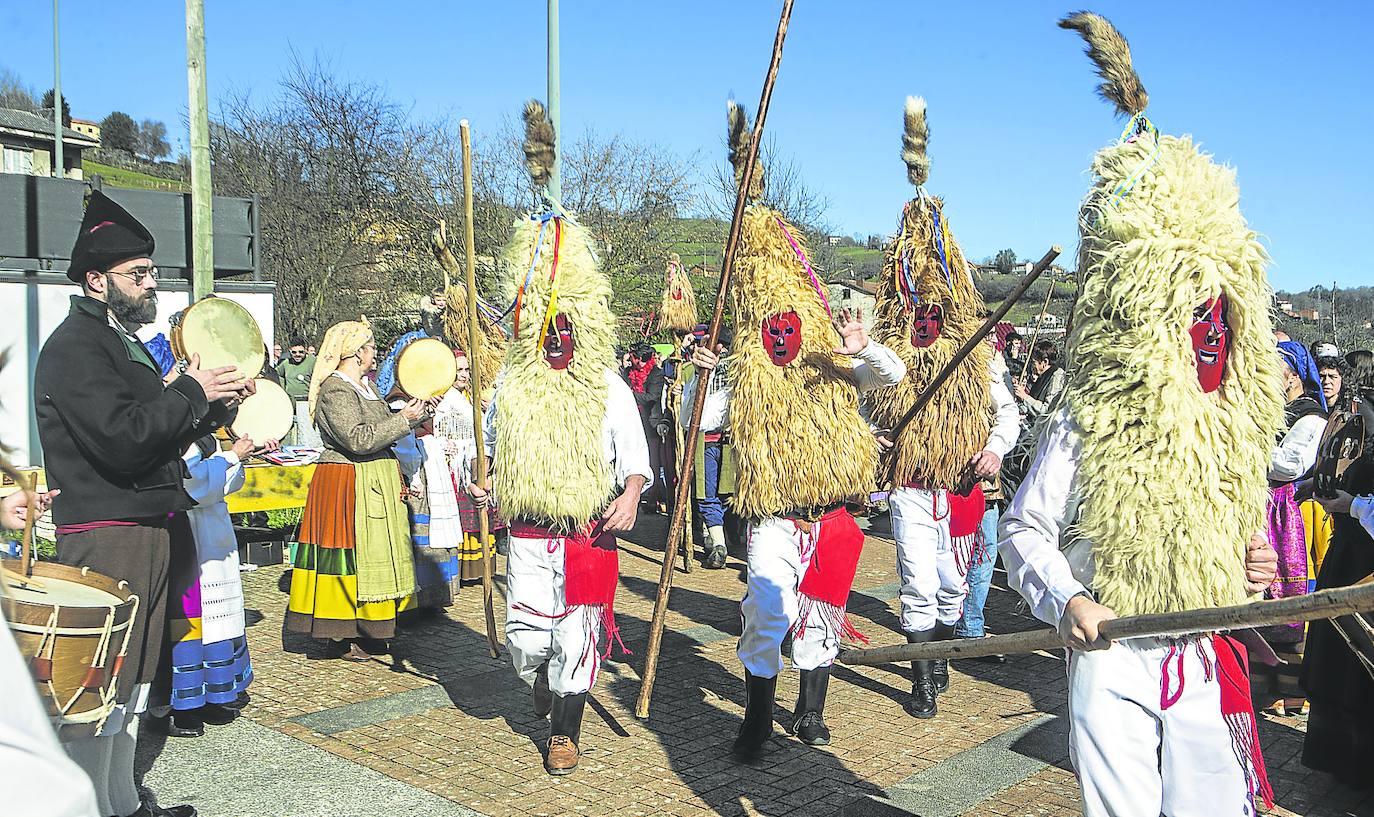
307, 317, 372, 421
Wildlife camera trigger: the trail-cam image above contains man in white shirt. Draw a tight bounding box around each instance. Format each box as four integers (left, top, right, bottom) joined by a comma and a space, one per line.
998, 14, 1285, 816
679, 325, 735, 568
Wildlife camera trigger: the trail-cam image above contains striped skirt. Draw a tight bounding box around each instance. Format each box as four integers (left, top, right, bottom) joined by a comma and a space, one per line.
168, 568, 253, 710
286, 462, 415, 640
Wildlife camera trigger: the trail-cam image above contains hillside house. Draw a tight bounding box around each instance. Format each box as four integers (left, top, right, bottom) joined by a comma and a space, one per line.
0, 107, 98, 178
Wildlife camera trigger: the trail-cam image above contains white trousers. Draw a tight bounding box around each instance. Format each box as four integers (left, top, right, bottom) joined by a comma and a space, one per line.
890, 487, 967, 632
1069, 637, 1255, 817
738, 517, 841, 677
505, 534, 600, 696
63, 713, 140, 817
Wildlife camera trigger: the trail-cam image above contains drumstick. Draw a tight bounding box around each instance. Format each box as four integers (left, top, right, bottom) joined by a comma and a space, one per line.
461, 119, 501, 659
0, 466, 46, 591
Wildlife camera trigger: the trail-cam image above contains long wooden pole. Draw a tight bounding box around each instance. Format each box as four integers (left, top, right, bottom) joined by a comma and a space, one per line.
635, 0, 795, 721
461, 120, 500, 659
1019, 274, 1057, 383
883, 245, 1060, 487
841, 577, 1374, 666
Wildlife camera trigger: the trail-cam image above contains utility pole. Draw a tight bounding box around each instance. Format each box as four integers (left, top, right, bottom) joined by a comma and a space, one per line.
51, 0, 62, 179
186, 0, 213, 300
1331, 280, 1338, 347
546, 0, 561, 205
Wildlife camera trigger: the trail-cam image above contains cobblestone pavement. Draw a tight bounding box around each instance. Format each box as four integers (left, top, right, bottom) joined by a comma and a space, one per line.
137, 512, 1372, 817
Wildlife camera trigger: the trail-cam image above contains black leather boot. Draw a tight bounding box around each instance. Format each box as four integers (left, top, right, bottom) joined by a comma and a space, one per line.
931, 622, 956, 694
789, 667, 832, 746
906, 630, 938, 718
732, 671, 777, 759
546, 691, 587, 775
533, 660, 553, 718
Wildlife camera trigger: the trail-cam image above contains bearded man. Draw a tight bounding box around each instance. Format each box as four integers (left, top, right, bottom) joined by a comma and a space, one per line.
34, 190, 247, 817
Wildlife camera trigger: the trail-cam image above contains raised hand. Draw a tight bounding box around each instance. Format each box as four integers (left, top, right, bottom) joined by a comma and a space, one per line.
185, 353, 244, 403
832, 308, 869, 356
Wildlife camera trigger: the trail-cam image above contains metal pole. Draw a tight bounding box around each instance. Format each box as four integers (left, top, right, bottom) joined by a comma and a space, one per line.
186, 0, 214, 300
546, 0, 561, 203
51, 0, 62, 179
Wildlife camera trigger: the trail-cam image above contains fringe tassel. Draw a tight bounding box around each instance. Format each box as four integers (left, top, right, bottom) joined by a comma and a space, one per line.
794, 593, 869, 647
952, 531, 981, 578
1224, 711, 1275, 810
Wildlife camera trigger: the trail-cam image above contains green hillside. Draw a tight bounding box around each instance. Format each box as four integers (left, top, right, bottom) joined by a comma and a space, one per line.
85, 161, 190, 193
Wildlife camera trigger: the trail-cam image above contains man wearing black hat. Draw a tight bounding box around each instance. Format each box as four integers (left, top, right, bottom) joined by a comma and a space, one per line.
34, 190, 247, 817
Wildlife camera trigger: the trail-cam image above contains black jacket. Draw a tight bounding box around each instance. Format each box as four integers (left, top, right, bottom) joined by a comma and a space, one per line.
35, 296, 231, 525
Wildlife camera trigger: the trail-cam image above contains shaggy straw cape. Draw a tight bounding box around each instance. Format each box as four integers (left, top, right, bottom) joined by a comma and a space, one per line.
430, 226, 509, 388
868, 96, 992, 489
724, 102, 878, 520
490, 100, 619, 531
657, 253, 698, 334
1060, 12, 1283, 618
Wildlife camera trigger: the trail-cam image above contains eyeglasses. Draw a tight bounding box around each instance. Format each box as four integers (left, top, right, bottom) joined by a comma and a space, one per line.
107, 266, 160, 285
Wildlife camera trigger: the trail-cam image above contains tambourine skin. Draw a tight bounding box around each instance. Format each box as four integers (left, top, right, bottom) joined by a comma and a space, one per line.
230, 378, 294, 444
397, 338, 458, 400
170, 297, 265, 379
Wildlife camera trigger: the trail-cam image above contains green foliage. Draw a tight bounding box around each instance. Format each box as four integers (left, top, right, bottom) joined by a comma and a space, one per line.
85, 161, 189, 193
100, 111, 138, 153
993, 248, 1018, 274
265, 506, 304, 530
40, 88, 71, 127
1, 529, 56, 560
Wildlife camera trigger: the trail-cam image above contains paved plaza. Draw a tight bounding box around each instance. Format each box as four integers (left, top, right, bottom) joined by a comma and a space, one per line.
137, 514, 1372, 817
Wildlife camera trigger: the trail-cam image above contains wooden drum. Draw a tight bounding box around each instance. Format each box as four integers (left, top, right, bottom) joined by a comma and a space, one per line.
2, 563, 140, 737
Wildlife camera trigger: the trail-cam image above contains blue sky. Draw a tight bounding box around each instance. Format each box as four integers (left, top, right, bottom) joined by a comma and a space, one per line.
4, 1, 1371, 291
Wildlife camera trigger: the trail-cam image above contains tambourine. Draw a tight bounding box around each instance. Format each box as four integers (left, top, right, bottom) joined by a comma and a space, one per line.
1313, 394, 1374, 498
229, 378, 294, 444
396, 337, 457, 400
169, 297, 264, 380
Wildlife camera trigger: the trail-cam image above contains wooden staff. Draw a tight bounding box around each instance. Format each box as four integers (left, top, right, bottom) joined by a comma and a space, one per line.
634, 0, 795, 721
438, 219, 452, 293
840, 576, 1374, 666
461, 120, 500, 659
882, 246, 1061, 488
0, 468, 41, 591
1018, 272, 1058, 383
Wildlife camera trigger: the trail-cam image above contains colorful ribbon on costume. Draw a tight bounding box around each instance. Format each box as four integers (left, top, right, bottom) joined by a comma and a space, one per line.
1106, 112, 1161, 208
535, 217, 565, 354
774, 217, 832, 317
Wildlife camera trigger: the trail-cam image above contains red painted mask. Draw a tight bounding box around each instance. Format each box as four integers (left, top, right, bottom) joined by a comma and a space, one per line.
910, 303, 944, 348
543, 313, 575, 370
761, 311, 802, 366
1189, 294, 1229, 393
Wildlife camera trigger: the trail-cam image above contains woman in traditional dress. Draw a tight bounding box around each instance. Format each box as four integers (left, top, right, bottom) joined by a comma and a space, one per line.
161, 434, 261, 736
408, 349, 504, 609
285, 318, 428, 661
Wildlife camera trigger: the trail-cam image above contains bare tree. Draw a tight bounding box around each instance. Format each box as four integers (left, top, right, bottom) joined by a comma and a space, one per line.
211, 57, 443, 343
0, 68, 39, 112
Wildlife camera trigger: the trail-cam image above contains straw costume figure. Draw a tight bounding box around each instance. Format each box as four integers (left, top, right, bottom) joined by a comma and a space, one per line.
657, 253, 698, 335
866, 97, 1019, 718
473, 100, 651, 777
688, 101, 905, 758
998, 13, 1283, 815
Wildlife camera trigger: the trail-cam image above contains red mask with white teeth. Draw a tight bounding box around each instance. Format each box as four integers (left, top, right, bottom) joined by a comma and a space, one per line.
761, 311, 802, 366
1189, 294, 1229, 393
910, 303, 944, 348
543, 313, 575, 370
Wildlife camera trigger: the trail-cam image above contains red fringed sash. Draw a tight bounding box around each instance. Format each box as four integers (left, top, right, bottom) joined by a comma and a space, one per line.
795, 507, 868, 645
508, 520, 629, 662
1213, 634, 1275, 810
946, 484, 985, 576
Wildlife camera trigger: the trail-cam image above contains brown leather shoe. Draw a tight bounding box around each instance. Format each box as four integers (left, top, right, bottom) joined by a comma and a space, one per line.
545, 735, 579, 775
